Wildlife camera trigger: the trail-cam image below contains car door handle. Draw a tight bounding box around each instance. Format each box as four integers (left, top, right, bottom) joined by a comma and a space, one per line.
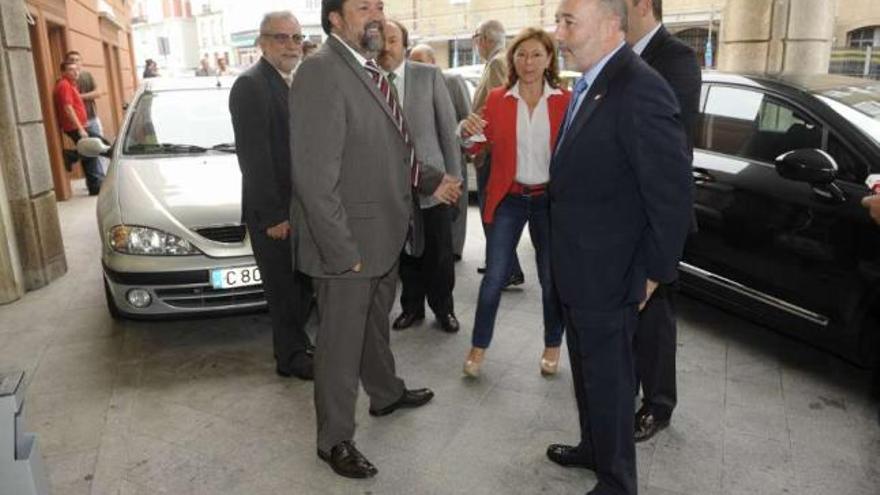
693, 168, 714, 183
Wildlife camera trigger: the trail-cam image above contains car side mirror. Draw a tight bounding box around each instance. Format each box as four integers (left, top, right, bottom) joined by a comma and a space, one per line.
775, 148, 838, 185
77, 137, 111, 158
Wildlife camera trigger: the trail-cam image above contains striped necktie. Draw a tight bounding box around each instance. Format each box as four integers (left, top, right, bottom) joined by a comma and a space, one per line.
364, 60, 419, 188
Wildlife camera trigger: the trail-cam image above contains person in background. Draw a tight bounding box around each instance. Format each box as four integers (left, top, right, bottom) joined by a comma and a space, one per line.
302, 39, 319, 58
65, 52, 106, 144
545, 1, 693, 493
625, 0, 702, 443
472, 19, 525, 288
195, 57, 215, 76
229, 11, 314, 380
143, 59, 160, 78
216, 57, 238, 76
380, 20, 462, 334
53, 61, 104, 195
409, 43, 472, 261
458, 28, 570, 378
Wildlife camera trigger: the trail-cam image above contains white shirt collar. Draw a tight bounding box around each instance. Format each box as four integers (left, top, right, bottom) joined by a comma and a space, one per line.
505, 81, 563, 100
632, 23, 663, 56
331, 33, 370, 67
388, 60, 405, 80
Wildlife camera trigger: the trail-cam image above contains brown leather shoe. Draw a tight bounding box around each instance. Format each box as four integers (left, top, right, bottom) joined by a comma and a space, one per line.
634, 407, 670, 443
317, 441, 378, 479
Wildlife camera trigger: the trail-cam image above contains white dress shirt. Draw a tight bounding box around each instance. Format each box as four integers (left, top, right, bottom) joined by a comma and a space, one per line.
385, 61, 406, 104
507, 81, 563, 185
631, 23, 663, 56
332, 33, 369, 67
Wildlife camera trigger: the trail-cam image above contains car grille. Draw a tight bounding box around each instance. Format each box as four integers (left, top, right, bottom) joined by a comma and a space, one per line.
155, 285, 265, 309
194, 225, 247, 243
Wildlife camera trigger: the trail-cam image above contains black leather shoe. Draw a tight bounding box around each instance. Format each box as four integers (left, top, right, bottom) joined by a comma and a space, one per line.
503, 272, 525, 289
546, 444, 594, 470
392, 312, 424, 330
317, 441, 377, 479
438, 313, 460, 333
369, 388, 434, 417
276, 352, 314, 380
477, 266, 487, 274
634, 407, 670, 443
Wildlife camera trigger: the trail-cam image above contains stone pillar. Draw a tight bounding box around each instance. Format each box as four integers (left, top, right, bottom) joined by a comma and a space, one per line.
718, 0, 837, 74
0, 0, 67, 303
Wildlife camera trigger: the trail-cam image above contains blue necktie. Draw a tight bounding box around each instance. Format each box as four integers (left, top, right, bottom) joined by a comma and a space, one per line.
561, 76, 589, 138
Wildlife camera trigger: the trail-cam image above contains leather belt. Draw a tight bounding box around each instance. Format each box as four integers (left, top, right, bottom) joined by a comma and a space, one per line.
509, 182, 548, 196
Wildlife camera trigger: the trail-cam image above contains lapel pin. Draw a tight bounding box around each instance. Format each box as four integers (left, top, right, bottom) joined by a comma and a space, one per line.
594, 94, 603, 101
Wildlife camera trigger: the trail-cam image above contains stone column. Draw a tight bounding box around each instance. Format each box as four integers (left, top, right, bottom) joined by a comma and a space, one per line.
0, 0, 67, 303
718, 0, 837, 74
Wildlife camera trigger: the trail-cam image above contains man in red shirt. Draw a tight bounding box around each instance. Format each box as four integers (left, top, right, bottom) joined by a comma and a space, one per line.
54, 61, 104, 195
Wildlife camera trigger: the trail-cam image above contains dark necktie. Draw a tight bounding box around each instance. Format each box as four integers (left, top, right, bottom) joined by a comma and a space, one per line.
561, 76, 590, 139
364, 60, 424, 256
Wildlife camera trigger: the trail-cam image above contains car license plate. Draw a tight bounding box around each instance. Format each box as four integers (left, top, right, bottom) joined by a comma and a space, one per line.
211, 266, 261, 289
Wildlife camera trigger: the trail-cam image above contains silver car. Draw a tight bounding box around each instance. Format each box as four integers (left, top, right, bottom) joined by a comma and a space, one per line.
82, 77, 265, 318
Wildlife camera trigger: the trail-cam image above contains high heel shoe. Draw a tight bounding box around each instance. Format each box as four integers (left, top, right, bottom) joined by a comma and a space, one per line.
463, 347, 486, 378
540, 346, 561, 376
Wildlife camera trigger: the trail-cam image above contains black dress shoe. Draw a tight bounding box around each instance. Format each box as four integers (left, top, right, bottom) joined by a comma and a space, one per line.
634, 407, 670, 443
546, 444, 595, 470
369, 388, 434, 417
276, 352, 314, 380
392, 312, 424, 330
438, 313, 460, 333
317, 441, 378, 479
477, 266, 487, 274
503, 272, 525, 289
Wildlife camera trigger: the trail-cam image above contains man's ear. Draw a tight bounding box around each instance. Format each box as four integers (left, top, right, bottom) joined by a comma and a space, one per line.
328, 11, 343, 32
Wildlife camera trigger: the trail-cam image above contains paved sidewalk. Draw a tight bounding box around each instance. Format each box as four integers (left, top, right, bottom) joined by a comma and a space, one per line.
0, 190, 878, 494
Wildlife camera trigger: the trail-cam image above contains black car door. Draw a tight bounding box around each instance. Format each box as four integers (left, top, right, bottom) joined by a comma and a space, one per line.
685, 83, 872, 339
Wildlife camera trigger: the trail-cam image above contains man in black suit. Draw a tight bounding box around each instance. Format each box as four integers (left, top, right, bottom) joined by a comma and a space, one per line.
626, 0, 702, 442
546, 1, 693, 493
229, 11, 314, 380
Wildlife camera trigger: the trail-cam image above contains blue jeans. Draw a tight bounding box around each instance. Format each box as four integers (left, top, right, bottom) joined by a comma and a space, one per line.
471, 193, 563, 349
477, 156, 523, 278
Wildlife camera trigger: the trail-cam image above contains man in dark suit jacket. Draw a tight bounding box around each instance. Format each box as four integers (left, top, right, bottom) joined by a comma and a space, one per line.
546, 1, 693, 493
229, 11, 314, 380
626, 0, 702, 442
290, 0, 461, 479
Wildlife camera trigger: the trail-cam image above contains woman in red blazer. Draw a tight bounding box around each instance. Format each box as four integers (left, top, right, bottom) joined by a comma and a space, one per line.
459, 28, 571, 378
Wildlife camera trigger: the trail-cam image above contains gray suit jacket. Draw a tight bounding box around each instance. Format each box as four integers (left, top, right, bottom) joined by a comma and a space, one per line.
289, 36, 443, 279
402, 61, 461, 209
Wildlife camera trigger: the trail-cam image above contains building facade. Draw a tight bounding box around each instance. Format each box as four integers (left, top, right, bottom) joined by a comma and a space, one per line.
131, 0, 200, 77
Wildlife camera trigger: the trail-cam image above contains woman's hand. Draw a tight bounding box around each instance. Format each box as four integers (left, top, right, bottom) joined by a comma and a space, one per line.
459, 113, 487, 139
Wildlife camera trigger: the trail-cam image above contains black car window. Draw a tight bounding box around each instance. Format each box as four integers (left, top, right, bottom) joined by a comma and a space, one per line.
825, 132, 866, 183
698, 86, 823, 164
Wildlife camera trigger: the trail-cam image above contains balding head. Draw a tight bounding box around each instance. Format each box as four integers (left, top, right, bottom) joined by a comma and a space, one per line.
409, 44, 436, 65
474, 19, 506, 60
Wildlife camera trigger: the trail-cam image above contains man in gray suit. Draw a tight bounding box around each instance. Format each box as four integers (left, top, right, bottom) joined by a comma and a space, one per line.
409, 43, 472, 260
380, 20, 462, 334
290, 0, 462, 480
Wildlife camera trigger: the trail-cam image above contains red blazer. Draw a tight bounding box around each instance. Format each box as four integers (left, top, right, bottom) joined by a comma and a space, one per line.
468, 85, 571, 223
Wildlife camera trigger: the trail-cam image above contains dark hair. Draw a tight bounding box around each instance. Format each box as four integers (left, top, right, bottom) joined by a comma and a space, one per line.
321, 0, 345, 35
388, 19, 409, 49
60, 61, 77, 72
505, 28, 560, 89
64, 50, 81, 60
633, 0, 662, 21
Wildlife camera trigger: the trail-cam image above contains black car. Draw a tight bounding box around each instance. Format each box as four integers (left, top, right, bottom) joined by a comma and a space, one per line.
681, 72, 880, 367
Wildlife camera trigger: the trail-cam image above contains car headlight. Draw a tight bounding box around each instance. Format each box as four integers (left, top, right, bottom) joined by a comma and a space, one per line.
108, 225, 201, 256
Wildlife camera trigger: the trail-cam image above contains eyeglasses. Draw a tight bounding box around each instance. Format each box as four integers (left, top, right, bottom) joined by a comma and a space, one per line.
262, 32, 305, 45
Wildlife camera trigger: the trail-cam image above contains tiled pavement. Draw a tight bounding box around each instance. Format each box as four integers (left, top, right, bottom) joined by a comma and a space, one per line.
1, 188, 878, 494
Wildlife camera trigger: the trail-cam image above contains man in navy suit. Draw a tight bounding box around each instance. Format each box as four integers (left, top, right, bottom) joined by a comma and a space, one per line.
545, 0, 693, 493
626, 0, 702, 442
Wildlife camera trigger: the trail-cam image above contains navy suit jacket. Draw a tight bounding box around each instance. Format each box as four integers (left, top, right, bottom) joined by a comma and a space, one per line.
549, 47, 693, 311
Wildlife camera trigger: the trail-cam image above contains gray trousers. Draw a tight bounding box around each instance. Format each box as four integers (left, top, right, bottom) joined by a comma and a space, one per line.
313, 264, 406, 452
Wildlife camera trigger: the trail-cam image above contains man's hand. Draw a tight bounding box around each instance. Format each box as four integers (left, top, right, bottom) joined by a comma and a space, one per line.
432, 174, 463, 205
862, 195, 880, 225
265, 220, 291, 240
639, 279, 659, 312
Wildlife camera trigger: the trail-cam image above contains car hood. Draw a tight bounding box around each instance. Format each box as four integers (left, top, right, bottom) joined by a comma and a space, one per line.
116, 153, 243, 235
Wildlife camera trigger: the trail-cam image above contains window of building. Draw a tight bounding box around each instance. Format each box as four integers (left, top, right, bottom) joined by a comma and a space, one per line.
674, 27, 718, 68
848, 26, 878, 48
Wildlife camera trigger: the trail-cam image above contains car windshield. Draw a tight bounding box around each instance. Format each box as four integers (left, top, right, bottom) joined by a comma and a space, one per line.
123, 88, 234, 155
815, 84, 880, 147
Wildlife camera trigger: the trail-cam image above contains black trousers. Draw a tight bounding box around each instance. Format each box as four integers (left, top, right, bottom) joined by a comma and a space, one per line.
246, 222, 313, 372
399, 204, 455, 317
65, 129, 105, 195
565, 305, 638, 495
633, 284, 678, 420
